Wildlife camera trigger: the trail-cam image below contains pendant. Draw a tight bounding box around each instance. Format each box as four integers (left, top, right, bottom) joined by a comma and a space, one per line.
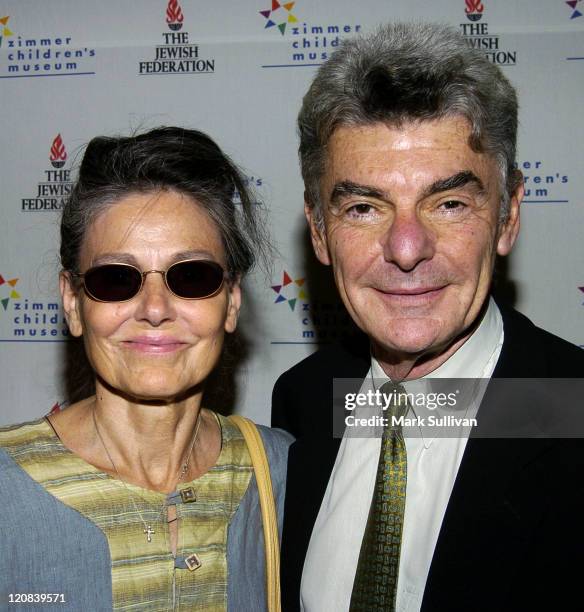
144, 525, 155, 542
180, 487, 196, 503
185, 553, 202, 571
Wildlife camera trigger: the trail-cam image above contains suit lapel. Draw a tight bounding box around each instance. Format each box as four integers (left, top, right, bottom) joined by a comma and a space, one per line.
422, 305, 555, 609
280, 340, 369, 611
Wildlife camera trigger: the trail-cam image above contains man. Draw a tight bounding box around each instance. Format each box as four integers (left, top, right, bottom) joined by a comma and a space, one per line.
272, 23, 584, 612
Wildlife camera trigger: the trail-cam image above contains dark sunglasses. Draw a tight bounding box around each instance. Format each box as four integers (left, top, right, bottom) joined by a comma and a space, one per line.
72, 259, 225, 302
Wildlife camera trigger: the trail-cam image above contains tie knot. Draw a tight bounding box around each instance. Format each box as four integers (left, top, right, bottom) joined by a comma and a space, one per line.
379, 382, 410, 431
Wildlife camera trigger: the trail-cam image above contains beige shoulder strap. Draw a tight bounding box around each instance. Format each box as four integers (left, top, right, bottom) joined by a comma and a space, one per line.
229, 415, 281, 612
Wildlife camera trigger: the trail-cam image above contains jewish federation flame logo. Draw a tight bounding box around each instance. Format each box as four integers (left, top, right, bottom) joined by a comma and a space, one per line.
166, 0, 184, 31
50, 134, 67, 169
465, 0, 484, 21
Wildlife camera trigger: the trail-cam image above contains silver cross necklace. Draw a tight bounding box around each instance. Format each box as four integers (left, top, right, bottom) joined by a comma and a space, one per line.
92, 407, 202, 542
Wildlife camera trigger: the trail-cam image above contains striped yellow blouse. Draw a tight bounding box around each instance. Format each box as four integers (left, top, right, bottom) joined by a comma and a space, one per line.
0, 414, 253, 611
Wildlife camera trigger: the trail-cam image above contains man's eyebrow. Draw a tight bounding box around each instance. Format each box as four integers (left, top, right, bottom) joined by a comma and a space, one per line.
421, 171, 486, 199
328, 172, 486, 207
330, 181, 386, 205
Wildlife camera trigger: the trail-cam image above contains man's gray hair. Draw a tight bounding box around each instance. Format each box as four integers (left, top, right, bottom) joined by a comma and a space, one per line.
298, 22, 521, 226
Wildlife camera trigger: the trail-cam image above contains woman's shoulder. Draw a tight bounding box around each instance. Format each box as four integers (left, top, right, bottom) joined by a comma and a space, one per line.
0, 416, 73, 493
0, 418, 54, 491
0, 417, 51, 449
256, 424, 294, 455
256, 424, 293, 486
224, 415, 293, 458
222, 414, 293, 485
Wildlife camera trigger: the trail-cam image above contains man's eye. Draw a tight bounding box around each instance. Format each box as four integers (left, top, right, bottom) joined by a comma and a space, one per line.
438, 200, 466, 212
347, 203, 374, 216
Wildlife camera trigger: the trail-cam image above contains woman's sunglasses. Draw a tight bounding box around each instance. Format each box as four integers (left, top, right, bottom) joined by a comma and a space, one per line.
72, 259, 225, 303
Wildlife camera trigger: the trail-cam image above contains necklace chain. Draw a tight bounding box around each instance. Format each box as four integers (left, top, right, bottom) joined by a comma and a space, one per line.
92, 407, 203, 542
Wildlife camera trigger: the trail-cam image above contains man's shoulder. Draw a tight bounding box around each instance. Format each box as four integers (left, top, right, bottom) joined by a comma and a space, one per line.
498, 302, 584, 377
275, 334, 370, 387
271, 334, 369, 437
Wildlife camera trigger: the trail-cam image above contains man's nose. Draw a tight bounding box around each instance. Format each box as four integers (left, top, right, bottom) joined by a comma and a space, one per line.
381, 209, 435, 272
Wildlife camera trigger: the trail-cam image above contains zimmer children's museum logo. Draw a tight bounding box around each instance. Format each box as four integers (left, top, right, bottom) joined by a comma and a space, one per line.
0, 17, 96, 78
566, 1, 583, 19
0, 274, 20, 311
271, 270, 306, 312
49, 401, 67, 415
138, 0, 215, 75
0, 15, 13, 48
0, 273, 69, 342
232, 174, 264, 205
258, 1, 361, 68
516, 158, 570, 204
270, 269, 355, 343
459, 0, 517, 65
21, 134, 73, 212
259, 1, 298, 36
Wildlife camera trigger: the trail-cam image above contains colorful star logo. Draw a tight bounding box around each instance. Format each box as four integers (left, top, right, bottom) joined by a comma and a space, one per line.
49, 401, 67, 415
566, 0, 583, 19
0, 274, 20, 311
0, 16, 14, 48
271, 271, 306, 311
259, 1, 298, 35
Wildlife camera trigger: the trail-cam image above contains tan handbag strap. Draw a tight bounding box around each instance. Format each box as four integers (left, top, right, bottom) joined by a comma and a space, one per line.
229, 415, 281, 612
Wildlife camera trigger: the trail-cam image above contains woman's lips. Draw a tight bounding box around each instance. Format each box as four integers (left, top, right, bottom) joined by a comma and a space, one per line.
120, 336, 188, 354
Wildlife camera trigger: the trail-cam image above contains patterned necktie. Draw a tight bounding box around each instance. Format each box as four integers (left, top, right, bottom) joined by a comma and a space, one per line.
349, 382, 409, 611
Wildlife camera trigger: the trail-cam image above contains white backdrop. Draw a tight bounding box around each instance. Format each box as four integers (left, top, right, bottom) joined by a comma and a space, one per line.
1, 0, 583, 426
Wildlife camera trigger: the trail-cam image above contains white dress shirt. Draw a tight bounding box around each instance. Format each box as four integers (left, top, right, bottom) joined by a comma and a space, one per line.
300, 298, 504, 612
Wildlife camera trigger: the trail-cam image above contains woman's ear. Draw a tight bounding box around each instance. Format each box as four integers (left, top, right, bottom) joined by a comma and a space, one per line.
224, 277, 242, 334
59, 272, 84, 337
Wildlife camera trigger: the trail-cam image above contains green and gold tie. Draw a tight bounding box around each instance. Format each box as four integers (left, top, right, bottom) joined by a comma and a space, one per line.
349, 382, 409, 611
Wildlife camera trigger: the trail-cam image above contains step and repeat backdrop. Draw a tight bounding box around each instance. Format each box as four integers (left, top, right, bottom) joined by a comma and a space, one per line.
1, 0, 583, 425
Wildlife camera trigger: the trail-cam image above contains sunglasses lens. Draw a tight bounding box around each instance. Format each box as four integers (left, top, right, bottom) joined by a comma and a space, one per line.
166, 260, 224, 299
83, 265, 142, 302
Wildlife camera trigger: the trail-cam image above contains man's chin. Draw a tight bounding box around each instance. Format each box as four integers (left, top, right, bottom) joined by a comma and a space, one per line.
369, 318, 448, 360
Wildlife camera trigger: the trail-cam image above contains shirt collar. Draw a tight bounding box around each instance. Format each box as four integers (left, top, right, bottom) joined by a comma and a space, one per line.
370, 297, 504, 447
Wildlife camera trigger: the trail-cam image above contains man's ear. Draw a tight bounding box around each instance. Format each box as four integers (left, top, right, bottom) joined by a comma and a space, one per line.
59, 272, 84, 337
304, 193, 331, 266
497, 174, 523, 256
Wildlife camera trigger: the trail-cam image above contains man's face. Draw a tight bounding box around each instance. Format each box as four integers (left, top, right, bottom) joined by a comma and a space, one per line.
307, 117, 522, 368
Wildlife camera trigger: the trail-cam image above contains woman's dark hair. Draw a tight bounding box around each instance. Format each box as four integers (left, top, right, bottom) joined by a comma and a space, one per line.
60, 127, 268, 404
61, 126, 267, 279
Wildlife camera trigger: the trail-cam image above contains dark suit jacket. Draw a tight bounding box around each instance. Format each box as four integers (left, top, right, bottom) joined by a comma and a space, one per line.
272, 304, 584, 611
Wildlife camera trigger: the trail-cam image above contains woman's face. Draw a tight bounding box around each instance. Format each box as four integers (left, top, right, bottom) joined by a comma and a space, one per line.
61, 190, 241, 402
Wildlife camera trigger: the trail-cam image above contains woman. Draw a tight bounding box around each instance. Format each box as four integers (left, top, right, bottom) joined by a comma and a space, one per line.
0, 127, 291, 611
